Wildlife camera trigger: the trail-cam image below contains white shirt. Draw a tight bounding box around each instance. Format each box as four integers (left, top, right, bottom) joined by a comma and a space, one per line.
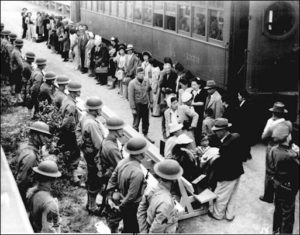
240, 100, 246, 107
221, 133, 230, 143
170, 109, 179, 125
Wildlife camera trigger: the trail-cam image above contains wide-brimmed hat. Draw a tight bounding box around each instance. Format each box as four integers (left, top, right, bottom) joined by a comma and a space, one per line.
181, 92, 193, 103
268, 102, 288, 113
176, 133, 193, 145
14, 39, 24, 47
142, 51, 152, 58
44, 71, 57, 81
272, 121, 292, 142
154, 159, 183, 181
67, 81, 82, 92
106, 117, 125, 130
9, 33, 17, 40
28, 121, 51, 135
35, 58, 47, 66
56, 75, 70, 85
125, 137, 149, 155
126, 44, 134, 51
85, 96, 103, 110
169, 122, 183, 134
33, 160, 61, 178
25, 52, 35, 60
212, 118, 232, 131
204, 80, 217, 89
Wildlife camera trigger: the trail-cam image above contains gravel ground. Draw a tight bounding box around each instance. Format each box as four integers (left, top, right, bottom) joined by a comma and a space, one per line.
1, 1, 299, 233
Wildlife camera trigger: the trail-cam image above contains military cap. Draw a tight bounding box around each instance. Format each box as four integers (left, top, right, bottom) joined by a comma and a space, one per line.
28, 121, 51, 135
14, 39, 24, 47
1, 30, 11, 36
67, 81, 82, 92
35, 58, 47, 66
125, 137, 149, 155
25, 52, 35, 59
9, 33, 17, 40
154, 159, 183, 180
85, 96, 103, 110
56, 75, 70, 85
33, 160, 62, 178
106, 117, 125, 130
44, 71, 57, 80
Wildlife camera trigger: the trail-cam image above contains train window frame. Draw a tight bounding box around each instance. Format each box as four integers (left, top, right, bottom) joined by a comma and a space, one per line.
192, 5, 207, 40
164, 1, 177, 32
207, 9, 224, 42
97, 1, 105, 13
142, 1, 153, 26
118, 1, 126, 19
111, 1, 118, 17
153, 1, 164, 28
262, 1, 298, 40
92, 1, 98, 12
126, 1, 133, 21
104, 1, 110, 15
178, 3, 192, 37
86, 1, 92, 11
133, 1, 142, 23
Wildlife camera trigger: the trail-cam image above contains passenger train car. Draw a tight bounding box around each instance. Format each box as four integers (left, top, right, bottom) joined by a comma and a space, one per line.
70, 1, 299, 141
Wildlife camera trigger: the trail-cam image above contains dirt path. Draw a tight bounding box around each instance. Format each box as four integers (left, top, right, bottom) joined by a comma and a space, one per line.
1, 1, 299, 233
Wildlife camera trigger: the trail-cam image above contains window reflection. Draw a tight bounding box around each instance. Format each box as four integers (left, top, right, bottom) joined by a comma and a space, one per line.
154, 1, 164, 27
179, 5, 191, 32
118, 1, 125, 18
104, 1, 110, 15
165, 2, 176, 31
193, 7, 206, 36
143, 1, 152, 24
134, 1, 142, 20
126, 1, 133, 19
209, 10, 223, 40
111, 1, 117, 16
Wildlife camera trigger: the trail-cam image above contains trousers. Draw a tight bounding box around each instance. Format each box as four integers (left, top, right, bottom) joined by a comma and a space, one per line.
210, 177, 241, 220
133, 103, 149, 135
121, 203, 140, 233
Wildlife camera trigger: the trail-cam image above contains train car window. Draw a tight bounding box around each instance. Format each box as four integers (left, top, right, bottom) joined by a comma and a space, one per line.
193, 7, 206, 37
143, 1, 153, 25
165, 2, 176, 31
208, 1, 224, 9
86, 1, 92, 11
263, 1, 297, 40
98, 2, 105, 13
118, 1, 125, 18
111, 1, 118, 16
208, 10, 224, 41
92, 1, 98, 12
126, 1, 133, 20
104, 1, 110, 15
154, 1, 164, 28
134, 1, 142, 21
178, 5, 191, 33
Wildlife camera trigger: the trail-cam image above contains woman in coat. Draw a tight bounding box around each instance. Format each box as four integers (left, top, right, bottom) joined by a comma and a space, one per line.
84, 32, 95, 76
113, 44, 126, 95
59, 29, 70, 62
149, 58, 161, 117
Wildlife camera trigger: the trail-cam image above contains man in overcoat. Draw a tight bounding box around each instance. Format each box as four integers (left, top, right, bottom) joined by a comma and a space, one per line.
204, 80, 223, 119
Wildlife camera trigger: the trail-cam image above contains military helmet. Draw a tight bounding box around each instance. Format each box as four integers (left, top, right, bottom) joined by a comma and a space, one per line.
125, 137, 148, 155
56, 75, 70, 85
25, 52, 35, 60
154, 159, 183, 180
106, 116, 125, 130
85, 96, 103, 110
8, 33, 17, 40
44, 71, 57, 81
67, 81, 82, 92
33, 160, 61, 178
14, 38, 23, 47
35, 58, 47, 66
28, 121, 51, 135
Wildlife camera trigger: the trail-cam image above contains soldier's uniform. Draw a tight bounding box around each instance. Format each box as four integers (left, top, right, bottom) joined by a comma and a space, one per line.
10, 39, 24, 96
16, 141, 41, 202
76, 107, 106, 212
0, 30, 11, 85
270, 124, 299, 234
53, 89, 66, 109
137, 159, 182, 234
22, 52, 35, 106
38, 72, 57, 105
29, 58, 46, 114
107, 137, 149, 233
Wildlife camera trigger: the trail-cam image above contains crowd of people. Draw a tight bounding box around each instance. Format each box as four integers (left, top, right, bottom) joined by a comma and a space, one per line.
0, 6, 299, 234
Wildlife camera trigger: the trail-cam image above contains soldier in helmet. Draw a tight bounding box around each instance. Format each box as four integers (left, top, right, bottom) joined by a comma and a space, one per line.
100, 117, 125, 232
16, 121, 52, 202
75, 96, 106, 214
60, 81, 82, 184
27, 160, 61, 233
138, 159, 183, 233
53, 75, 69, 109
38, 71, 57, 105
29, 58, 47, 118
22, 52, 35, 109
10, 39, 24, 103
107, 137, 149, 233
0, 30, 11, 86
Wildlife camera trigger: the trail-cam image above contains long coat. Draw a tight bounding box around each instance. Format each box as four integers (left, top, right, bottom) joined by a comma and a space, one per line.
205, 90, 223, 118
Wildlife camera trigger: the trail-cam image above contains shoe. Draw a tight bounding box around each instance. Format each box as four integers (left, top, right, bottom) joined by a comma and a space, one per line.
259, 196, 273, 203
207, 211, 223, 221
144, 135, 155, 144
225, 216, 235, 222
88, 74, 95, 78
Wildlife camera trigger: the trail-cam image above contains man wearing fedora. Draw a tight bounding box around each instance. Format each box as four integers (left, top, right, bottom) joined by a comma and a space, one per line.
204, 80, 223, 119
60, 81, 82, 185
10, 38, 24, 103
29, 58, 47, 118
164, 122, 183, 159
53, 75, 69, 109
270, 123, 299, 234
107, 137, 149, 233
22, 52, 35, 109
15, 121, 52, 203
209, 118, 244, 221
260, 102, 292, 203
38, 71, 57, 105
138, 159, 183, 233
27, 160, 61, 233
76, 96, 106, 214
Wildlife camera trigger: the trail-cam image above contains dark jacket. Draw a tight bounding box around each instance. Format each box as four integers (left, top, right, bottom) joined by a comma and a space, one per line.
191, 89, 207, 121
159, 71, 178, 95
214, 133, 244, 181
91, 45, 109, 68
